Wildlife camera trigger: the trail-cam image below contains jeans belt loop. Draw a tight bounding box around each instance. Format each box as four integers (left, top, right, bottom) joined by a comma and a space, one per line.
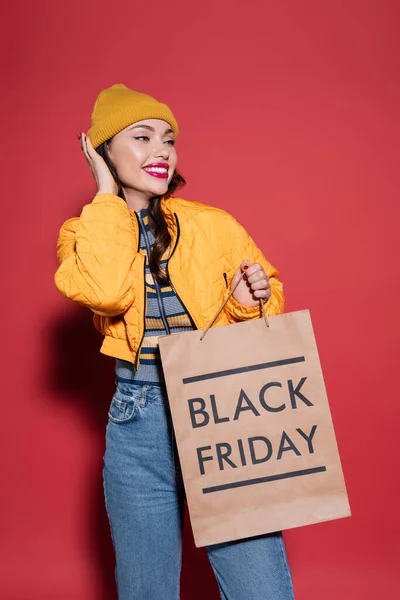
140, 385, 148, 407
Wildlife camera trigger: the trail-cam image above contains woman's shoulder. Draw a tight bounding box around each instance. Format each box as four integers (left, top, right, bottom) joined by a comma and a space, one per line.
165, 196, 238, 226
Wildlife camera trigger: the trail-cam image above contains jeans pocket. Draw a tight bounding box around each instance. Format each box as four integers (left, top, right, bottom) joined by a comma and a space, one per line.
108, 390, 139, 425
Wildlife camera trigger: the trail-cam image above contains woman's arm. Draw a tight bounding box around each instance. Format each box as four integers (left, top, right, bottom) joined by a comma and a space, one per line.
219, 213, 285, 323
54, 193, 137, 316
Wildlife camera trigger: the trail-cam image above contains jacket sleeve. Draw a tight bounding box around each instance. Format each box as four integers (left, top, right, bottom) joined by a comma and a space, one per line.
219, 212, 285, 323
54, 193, 137, 316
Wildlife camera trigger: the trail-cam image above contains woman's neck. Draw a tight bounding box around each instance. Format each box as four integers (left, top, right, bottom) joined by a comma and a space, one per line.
122, 187, 151, 212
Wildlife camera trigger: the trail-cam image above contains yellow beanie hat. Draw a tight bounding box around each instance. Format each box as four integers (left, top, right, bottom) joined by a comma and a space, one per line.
87, 83, 179, 148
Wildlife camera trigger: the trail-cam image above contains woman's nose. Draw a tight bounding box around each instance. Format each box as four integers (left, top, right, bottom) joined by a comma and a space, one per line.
154, 143, 169, 159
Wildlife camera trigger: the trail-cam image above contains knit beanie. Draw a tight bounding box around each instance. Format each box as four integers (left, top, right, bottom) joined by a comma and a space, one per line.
87, 83, 179, 148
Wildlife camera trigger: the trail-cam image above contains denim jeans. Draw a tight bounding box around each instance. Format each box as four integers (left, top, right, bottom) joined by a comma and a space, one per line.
102, 381, 296, 600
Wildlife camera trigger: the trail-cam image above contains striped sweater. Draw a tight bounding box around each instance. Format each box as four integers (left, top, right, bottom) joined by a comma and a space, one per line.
115, 206, 195, 386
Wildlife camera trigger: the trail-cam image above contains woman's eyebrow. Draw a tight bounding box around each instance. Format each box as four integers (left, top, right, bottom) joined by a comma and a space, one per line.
127, 124, 174, 135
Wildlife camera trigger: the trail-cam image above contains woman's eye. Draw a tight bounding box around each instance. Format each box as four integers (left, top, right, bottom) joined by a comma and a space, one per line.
133, 136, 175, 145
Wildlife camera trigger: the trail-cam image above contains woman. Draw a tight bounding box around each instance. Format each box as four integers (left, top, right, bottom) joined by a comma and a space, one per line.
54, 83, 295, 600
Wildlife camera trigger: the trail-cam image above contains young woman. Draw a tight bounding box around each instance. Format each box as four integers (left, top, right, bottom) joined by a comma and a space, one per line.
54, 83, 295, 600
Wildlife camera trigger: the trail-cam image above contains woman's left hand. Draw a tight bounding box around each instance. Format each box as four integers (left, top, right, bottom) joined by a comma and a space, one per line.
231, 260, 271, 308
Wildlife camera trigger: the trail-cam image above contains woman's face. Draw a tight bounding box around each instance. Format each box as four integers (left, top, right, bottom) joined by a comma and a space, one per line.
107, 118, 178, 201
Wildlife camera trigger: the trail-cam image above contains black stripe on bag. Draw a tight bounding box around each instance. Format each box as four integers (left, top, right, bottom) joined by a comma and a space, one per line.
182, 356, 305, 384
202, 466, 327, 494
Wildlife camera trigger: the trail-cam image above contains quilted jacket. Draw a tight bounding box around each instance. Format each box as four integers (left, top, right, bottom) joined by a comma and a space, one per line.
54, 193, 285, 365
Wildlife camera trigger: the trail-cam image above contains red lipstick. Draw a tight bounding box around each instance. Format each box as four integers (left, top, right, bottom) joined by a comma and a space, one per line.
142, 162, 169, 179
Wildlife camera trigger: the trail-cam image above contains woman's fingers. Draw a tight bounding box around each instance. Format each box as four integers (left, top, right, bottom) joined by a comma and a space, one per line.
84, 133, 97, 161
84, 134, 95, 162
79, 133, 92, 163
242, 262, 261, 276
251, 277, 271, 299
78, 132, 118, 195
250, 277, 270, 290
241, 261, 270, 298
245, 263, 269, 285
252, 287, 272, 299
80, 132, 98, 165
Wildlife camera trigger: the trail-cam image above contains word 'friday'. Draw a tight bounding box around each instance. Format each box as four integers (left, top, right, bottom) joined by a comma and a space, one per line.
187, 377, 312, 429
197, 426, 317, 475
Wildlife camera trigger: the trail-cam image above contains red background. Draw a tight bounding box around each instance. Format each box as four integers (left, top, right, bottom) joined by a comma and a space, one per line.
1, 1, 399, 598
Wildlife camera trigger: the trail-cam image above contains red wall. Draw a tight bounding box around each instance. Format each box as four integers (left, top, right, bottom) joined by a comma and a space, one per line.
2, 1, 399, 598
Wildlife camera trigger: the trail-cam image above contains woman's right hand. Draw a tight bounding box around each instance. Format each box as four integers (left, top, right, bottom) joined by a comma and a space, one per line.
79, 132, 118, 195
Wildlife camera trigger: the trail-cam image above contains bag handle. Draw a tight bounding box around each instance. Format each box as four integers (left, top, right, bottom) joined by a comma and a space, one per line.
200, 269, 269, 341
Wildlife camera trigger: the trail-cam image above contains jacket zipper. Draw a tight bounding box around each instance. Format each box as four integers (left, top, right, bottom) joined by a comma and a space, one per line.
167, 213, 198, 330
134, 213, 147, 370
223, 272, 228, 288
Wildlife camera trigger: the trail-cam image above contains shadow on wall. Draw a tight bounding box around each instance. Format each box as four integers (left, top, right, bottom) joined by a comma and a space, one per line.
47, 305, 219, 600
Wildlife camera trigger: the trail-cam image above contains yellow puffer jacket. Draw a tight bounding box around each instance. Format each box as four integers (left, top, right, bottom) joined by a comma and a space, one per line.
54, 193, 285, 365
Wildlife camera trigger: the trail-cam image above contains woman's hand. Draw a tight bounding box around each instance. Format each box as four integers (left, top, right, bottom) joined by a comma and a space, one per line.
78, 132, 118, 195
231, 260, 271, 308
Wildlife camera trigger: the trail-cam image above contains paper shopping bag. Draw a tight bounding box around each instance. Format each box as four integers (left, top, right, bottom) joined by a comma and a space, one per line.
158, 309, 351, 547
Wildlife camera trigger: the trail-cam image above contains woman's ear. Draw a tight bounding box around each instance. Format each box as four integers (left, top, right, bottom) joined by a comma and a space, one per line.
105, 139, 113, 159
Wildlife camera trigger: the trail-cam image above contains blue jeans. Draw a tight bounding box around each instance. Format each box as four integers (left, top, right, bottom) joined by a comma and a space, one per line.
102, 381, 296, 600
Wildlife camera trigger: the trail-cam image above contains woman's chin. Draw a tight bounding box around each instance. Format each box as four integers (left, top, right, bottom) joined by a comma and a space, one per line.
148, 181, 169, 196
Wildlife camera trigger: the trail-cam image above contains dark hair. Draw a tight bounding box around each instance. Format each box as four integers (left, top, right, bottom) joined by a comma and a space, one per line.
96, 140, 186, 286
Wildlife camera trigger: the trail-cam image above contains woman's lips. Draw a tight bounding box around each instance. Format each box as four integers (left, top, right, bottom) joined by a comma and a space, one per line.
142, 163, 169, 179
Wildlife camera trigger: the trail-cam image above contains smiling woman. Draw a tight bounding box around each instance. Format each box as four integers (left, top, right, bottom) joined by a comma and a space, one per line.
54, 83, 291, 600
94, 114, 186, 286
107, 120, 178, 188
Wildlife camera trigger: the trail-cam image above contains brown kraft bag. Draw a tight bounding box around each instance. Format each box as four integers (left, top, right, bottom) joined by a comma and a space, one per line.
159, 301, 351, 547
